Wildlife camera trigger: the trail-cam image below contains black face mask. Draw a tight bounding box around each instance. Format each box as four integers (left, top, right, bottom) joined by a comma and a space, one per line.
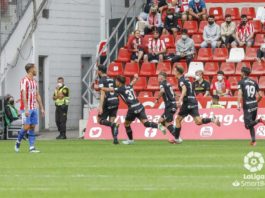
9, 100, 14, 105
241, 21, 247, 25
226, 21, 231, 24
208, 21, 214, 25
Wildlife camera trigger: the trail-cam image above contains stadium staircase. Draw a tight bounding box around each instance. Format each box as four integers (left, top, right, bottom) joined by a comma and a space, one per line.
0, 0, 48, 93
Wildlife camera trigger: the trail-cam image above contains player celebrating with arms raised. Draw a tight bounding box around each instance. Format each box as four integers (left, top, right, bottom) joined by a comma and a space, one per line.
103, 74, 166, 145
237, 67, 265, 146
155, 72, 179, 142
171, 66, 221, 144
15, 63, 45, 153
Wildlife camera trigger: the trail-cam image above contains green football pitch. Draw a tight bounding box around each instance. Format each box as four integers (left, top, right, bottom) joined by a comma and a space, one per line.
0, 140, 264, 198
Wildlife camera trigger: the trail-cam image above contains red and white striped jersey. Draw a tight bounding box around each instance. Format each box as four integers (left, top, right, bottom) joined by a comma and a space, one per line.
20, 76, 38, 110
148, 39, 166, 53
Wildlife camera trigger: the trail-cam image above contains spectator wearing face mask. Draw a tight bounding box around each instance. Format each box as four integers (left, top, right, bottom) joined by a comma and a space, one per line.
192, 70, 210, 97
212, 71, 231, 97
232, 14, 254, 48
4, 95, 21, 127
171, 29, 195, 66
201, 15, 221, 49
220, 14, 236, 48
188, 0, 207, 21
144, 5, 163, 35
163, 9, 181, 37
256, 44, 265, 62
210, 95, 224, 108
144, 29, 166, 63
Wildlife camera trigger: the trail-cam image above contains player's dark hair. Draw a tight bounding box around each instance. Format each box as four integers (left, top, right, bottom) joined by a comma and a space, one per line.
175, 66, 184, 75
217, 71, 224, 75
159, 71, 167, 78
241, 66, 251, 76
25, 63, 35, 73
225, 14, 231, 18
208, 15, 215, 19
182, 29, 188, 35
116, 75, 126, 84
98, 65, 107, 74
241, 14, 247, 19
58, 77, 64, 81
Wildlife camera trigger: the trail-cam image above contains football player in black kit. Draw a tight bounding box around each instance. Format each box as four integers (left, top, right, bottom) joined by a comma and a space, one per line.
97, 65, 120, 144
171, 66, 221, 144
103, 74, 166, 145
237, 67, 265, 146
155, 72, 179, 143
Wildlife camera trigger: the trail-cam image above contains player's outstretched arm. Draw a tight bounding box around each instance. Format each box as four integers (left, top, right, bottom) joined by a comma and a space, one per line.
101, 87, 114, 92
130, 74, 139, 86
98, 90, 105, 115
155, 88, 165, 104
237, 89, 242, 111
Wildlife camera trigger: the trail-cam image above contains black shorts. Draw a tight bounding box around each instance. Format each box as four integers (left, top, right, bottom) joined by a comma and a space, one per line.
178, 102, 199, 118
243, 108, 257, 129
98, 107, 118, 121
148, 53, 163, 62
162, 105, 177, 122
126, 107, 148, 122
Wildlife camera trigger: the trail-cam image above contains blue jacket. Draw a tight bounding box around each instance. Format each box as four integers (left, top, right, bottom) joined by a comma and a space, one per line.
189, 0, 206, 13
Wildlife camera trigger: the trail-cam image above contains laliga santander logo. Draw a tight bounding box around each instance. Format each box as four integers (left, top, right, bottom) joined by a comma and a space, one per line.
89, 127, 102, 138
144, 128, 157, 138
244, 152, 264, 173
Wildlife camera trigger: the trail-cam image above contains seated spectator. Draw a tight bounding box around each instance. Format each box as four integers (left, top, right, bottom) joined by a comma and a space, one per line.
256, 44, 265, 62
144, 29, 166, 63
163, 9, 181, 37
188, 0, 207, 21
220, 14, 236, 48
171, 29, 195, 66
144, 5, 163, 35
157, 0, 168, 13
127, 30, 144, 63
138, 0, 154, 21
232, 15, 254, 48
201, 15, 221, 49
210, 95, 224, 108
192, 70, 210, 97
172, 0, 190, 21
212, 71, 232, 97
4, 95, 21, 127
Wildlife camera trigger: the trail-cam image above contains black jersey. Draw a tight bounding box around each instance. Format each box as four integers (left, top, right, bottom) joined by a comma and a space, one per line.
159, 80, 176, 107
98, 76, 119, 109
114, 85, 143, 112
238, 77, 259, 110
178, 76, 197, 105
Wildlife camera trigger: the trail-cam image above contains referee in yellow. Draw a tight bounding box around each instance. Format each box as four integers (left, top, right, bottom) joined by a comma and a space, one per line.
53, 77, 70, 139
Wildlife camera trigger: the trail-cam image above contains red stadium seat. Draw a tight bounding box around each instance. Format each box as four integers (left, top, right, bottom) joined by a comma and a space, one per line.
251, 62, 265, 76
125, 77, 131, 85
156, 62, 172, 75
235, 62, 251, 75
245, 48, 258, 61
249, 76, 258, 82
250, 20, 262, 33
259, 76, 265, 90
107, 62, 123, 77
124, 62, 139, 76
192, 34, 203, 48
216, 20, 224, 27
160, 34, 175, 48
183, 21, 198, 34
213, 48, 229, 61
147, 77, 160, 91
254, 34, 265, 47
228, 76, 241, 90
167, 77, 178, 90
116, 48, 131, 62
172, 62, 188, 74
133, 77, 147, 91
225, 8, 240, 20
204, 62, 219, 76
167, 48, 176, 55
197, 48, 213, 61
220, 62, 235, 75
154, 91, 160, 98
209, 7, 224, 21
140, 62, 156, 76
198, 21, 208, 34
138, 91, 153, 98
241, 7, 256, 20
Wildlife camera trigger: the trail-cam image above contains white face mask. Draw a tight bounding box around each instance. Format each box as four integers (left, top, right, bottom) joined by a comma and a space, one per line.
217, 75, 223, 81
167, 15, 173, 19
57, 83, 63, 87
195, 0, 200, 3
182, 35, 188, 40
195, 75, 201, 81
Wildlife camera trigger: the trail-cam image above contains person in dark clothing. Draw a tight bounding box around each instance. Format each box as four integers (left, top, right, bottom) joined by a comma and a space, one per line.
163, 9, 181, 37
256, 44, 265, 62
4, 95, 20, 127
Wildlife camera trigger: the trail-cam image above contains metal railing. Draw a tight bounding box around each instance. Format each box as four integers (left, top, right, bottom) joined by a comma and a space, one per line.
81, 0, 143, 108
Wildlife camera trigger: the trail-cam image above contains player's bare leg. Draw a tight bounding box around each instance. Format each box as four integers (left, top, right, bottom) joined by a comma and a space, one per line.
122, 120, 134, 145
193, 116, 221, 127
158, 117, 176, 137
